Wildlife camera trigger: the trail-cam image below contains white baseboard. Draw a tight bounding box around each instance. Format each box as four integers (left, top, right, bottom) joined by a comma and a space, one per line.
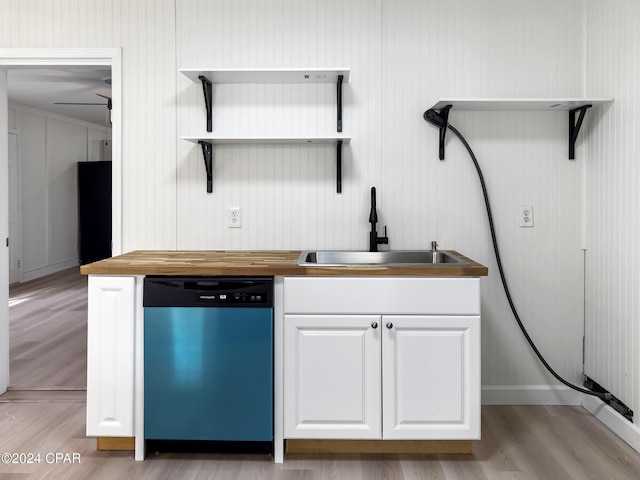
582, 395, 640, 454
21, 259, 79, 283
482, 385, 582, 405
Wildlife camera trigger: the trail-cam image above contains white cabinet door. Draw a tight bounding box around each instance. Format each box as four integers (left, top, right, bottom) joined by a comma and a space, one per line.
86, 275, 135, 437
381, 315, 480, 439
284, 315, 381, 439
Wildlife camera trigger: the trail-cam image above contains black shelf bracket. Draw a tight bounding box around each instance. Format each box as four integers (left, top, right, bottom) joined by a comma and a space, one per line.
336, 140, 343, 193
569, 104, 592, 160
436, 105, 452, 160
198, 141, 213, 193
337, 74, 343, 132
198, 75, 213, 132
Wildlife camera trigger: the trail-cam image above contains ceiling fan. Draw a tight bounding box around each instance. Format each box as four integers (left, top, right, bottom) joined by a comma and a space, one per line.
54, 93, 112, 125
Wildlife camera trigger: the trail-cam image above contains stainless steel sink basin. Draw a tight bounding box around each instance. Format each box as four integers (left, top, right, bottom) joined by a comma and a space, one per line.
297, 250, 468, 267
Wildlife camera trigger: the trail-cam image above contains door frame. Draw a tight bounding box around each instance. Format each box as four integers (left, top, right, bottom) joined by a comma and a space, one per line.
7, 129, 21, 284
0, 47, 123, 394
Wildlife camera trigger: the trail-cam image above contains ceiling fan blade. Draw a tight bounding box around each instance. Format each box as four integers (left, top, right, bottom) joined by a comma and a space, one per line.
54, 102, 108, 105
95, 93, 113, 110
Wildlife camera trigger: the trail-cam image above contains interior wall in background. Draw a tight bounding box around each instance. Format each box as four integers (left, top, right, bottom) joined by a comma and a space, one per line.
8, 103, 109, 281
380, 0, 586, 399
0, 0, 178, 253
175, 0, 587, 398
584, 0, 640, 426
175, 0, 383, 251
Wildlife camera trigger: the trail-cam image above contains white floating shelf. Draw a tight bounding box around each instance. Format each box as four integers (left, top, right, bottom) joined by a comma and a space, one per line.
180, 67, 350, 84
184, 135, 350, 194
182, 135, 351, 145
427, 97, 614, 160
430, 98, 613, 111
181, 67, 351, 193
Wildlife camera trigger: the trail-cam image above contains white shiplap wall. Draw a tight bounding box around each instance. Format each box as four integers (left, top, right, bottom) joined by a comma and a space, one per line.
585, 0, 640, 425
174, 0, 587, 393
175, 0, 382, 250
8, 104, 110, 280
380, 0, 585, 392
0, 0, 178, 252
0, 0, 610, 398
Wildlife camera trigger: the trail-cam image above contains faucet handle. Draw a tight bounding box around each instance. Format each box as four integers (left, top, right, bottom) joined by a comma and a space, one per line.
378, 226, 389, 246
431, 241, 438, 252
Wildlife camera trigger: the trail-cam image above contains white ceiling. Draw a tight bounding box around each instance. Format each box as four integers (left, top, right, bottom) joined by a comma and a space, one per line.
7, 67, 112, 127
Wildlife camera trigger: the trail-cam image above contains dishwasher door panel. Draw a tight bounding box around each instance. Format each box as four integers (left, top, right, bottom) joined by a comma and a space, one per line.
144, 306, 273, 441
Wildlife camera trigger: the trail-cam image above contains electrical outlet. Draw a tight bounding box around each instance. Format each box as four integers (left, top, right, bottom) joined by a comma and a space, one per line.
228, 206, 242, 228
519, 205, 534, 227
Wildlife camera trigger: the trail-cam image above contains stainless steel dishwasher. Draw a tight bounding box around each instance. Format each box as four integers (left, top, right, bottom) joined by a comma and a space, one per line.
143, 276, 273, 453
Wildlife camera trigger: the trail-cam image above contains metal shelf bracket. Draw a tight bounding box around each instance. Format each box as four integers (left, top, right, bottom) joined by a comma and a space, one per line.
569, 104, 592, 160
437, 105, 452, 160
337, 75, 344, 132
337, 140, 343, 193
336, 74, 345, 192
199, 75, 213, 132
198, 141, 213, 193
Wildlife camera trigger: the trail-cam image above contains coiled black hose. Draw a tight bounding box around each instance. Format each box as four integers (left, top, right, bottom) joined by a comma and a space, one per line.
424, 110, 609, 401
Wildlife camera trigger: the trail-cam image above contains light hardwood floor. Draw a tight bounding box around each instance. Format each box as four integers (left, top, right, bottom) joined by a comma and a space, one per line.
1, 402, 639, 480
1, 269, 640, 479
8, 267, 87, 390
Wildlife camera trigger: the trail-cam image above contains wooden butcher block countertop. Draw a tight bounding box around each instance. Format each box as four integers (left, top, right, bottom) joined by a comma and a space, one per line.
80, 250, 488, 277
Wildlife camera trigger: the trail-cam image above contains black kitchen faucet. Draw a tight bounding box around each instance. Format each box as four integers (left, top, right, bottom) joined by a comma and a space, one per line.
369, 186, 389, 252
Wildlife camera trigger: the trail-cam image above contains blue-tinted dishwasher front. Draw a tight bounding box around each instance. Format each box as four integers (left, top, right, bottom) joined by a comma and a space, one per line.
143, 277, 273, 452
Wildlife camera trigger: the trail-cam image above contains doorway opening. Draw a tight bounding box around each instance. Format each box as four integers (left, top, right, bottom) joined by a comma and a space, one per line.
0, 48, 122, 394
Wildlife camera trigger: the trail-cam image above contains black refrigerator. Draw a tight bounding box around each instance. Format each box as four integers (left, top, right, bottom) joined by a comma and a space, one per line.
78, 161, 112, 265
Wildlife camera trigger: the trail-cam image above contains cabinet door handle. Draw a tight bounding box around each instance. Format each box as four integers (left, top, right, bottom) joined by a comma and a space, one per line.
371, 322, 378, 329
386, 322, 393, 329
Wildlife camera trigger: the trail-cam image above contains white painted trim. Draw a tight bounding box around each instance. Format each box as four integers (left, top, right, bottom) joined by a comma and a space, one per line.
582, 395, 640, 454
133, 275, 145, 461
19, 259, 79, 283
0, 69, 8, 394
7, 129, 22, 284
109, 49, 122, 256
0, 47, 119, 66
481, 385, 582, 405
273, 276, 284, 463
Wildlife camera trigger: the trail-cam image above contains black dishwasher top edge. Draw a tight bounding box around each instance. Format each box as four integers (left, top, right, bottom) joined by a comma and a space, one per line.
144, 276, 274, 308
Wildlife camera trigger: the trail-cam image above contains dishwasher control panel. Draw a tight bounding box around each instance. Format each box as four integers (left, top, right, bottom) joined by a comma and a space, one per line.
198, 292, 268, 305
144, 276, 274, 308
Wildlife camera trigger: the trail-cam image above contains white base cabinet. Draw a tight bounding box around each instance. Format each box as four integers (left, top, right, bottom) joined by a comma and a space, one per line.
86, 275, 136, 437
382, 315, 479, 439
84, 272, 481, 460
284, 315, 382, 439
283, 277, 481, 441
